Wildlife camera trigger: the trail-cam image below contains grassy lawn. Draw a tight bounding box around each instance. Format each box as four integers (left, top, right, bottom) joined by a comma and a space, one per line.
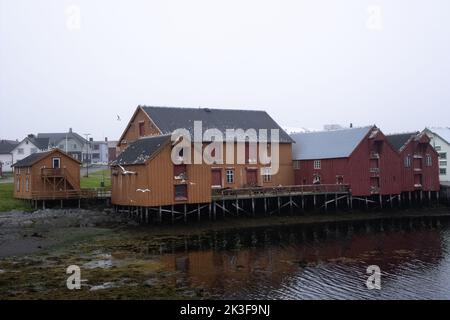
0, 183, 32, 212
80, 169, 111, 189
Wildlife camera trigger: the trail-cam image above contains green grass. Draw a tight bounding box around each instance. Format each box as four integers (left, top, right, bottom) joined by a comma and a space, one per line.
80, 169, 111, 189
0, 183, 32, 212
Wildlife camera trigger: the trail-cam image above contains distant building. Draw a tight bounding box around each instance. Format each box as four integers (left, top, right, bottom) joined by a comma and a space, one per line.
386, 132, 440, 194
290, 126, 402, 197
90, 138, 109, 164
37, 128, 88, 162
12, 149, 81, 200
10, 134, 49, 169
107, 140, 120, 162
0, 139, 20, 173
423, 128, 450, 183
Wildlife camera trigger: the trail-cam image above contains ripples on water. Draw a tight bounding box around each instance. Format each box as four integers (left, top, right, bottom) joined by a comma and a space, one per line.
154, 217, 450, 299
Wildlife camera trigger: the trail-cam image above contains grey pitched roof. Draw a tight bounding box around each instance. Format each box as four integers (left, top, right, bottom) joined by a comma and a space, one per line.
386, 132, 419, 151
37, 131, 87, 147
29, 137, 50, 150
0, 140, 19, 154
290, 126, 373, 160
112, 135, 171, 166
12, 151, 52, 168
141, 106, 293, 143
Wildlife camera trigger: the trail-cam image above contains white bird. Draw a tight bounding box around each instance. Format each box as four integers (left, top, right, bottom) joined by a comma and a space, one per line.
136, 188, 151, 193
118, 164, 136, 175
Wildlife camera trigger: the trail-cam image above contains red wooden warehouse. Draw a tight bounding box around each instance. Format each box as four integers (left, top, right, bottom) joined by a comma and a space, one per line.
386, 132, 440, 201
290, 126, 402, 204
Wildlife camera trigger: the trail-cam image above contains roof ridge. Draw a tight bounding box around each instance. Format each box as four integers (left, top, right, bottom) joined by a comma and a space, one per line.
290, 126, 373, 135
141, 105, 267, 113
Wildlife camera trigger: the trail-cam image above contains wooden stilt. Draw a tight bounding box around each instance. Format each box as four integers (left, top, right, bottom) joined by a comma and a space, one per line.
145, 207, 149, 224
252, 197, 255, 216
235, 198, 239, 215
313, 195, 317, 209
197, 203, 201, 221
43, 200, 45, 210
325, 194, 328, 212
264, 197, 267, 214
158, 206, 162, 223
209, 202, 212, 220
277, 196, 281, 214
334, 193, 338, 210
222, 200, 226, 218
379, 194, 383, 209
184, 204, 187, 224
365, 197, 369, 210
289, 195, 293, 215
60, 200, 63, 209
171, 205, 174, 224
301, 196, 305, 211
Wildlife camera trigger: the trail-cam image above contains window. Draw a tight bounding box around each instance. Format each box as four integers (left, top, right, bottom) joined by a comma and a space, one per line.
93, 144, 100, 151
314, 160, 321, 169
17, 148, 24, 155
226, 169, 234, 184
440, 161, 448, 167
59, 145, 64, 149
26, 177, 29, 192
262, 167, 272, 183
426, 155, 432, 167
404, 155, 412, 168
92, 154, 100, 159
293, 161, 300, 170
439, 152, 447, 160
174, 164, 187, 179
52, 158, 61, 169
139, 122, 145, 137
174, 184, 188, 200
336, 175, 344, 184
30, 148, 37, 154
435, 146, 441, 151
16, 177, 20, 192
73, 144, 77, 149
440, 168, 447, 175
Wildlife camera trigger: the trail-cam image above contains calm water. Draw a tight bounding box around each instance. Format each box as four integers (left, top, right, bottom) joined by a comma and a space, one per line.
152, 217, 450, 299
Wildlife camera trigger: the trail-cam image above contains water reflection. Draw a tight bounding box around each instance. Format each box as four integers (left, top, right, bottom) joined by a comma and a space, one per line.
156, 217, 450, 299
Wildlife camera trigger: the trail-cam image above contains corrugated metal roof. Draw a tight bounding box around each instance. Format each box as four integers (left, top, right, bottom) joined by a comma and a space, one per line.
290, 126, 373, 160
427, 127, 450, 145
386, 132, 419, 151
112, 135, 171, 166
141, 106, 293, 143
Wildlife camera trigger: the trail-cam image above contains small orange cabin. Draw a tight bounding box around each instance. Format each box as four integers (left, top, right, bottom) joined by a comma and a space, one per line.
12, 149, 81, 200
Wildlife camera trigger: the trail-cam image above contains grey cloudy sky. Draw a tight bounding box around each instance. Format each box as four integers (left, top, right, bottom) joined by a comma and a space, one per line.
1, 0, 449, 141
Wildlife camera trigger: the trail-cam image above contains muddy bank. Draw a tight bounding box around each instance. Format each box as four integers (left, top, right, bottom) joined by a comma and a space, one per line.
0, 209, 130, 258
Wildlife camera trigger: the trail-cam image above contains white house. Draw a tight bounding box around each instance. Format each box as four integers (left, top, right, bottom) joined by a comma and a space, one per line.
423, 127, 450, 183
0, 140, 19, 173
10, 135, 49, 167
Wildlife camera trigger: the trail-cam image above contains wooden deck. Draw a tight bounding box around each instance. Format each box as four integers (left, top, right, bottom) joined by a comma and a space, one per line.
30, 188, 111, 200
212, 184, 350, 201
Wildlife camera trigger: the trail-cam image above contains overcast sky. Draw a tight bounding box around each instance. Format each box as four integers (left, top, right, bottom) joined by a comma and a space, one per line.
1, 0, 449, 141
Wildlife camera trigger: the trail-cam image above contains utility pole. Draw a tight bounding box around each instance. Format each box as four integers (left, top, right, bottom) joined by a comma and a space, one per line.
84, 133, 91, 177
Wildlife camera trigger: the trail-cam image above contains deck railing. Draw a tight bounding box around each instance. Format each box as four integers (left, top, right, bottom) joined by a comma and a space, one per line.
41, 168, 66, 177
212, 184, 350, 199
31, 188, 111, 200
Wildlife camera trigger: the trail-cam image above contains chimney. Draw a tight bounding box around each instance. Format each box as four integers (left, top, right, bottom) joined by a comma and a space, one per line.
69, 128, 73, 133
89, 137, 93, 142
105, 137, 108, 142
350, 123, 353, 128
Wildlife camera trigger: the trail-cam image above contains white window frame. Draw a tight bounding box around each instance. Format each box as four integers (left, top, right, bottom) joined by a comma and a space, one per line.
440, 168, 447, 175
314, 160, 321, 170
26, 177, 29, 192
404, 155, 412, 168
293, 160, 300, 170
52, 157, 61, 169
17, 148, 24, 155
425, 154, 432, 167
226, 169, 234, 184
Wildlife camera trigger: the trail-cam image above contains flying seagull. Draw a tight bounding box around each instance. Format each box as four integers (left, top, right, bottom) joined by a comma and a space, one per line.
118, 164, 136, 175
136, 188, 150, 193
117, 115, 121, 121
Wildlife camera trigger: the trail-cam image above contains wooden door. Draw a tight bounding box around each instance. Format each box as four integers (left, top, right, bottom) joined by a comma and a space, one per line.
246, 169, 258, 186
211, 169, 222, 187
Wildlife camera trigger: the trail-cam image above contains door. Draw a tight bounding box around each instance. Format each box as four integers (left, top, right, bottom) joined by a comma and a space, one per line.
211, 169, 222, 188
52, 158, 61, 169
246, 169, 258, 186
